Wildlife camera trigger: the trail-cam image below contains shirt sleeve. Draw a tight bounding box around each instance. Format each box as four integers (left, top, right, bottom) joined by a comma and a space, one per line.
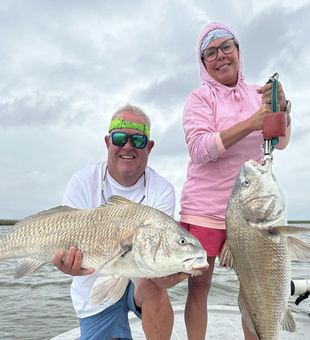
152, 184, 175, 218
183, 91, 221, 163
146, 169, 176, 218
62, 173, 89, 209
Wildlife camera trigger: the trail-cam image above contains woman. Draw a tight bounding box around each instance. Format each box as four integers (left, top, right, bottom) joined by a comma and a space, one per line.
180, 22, 291, 340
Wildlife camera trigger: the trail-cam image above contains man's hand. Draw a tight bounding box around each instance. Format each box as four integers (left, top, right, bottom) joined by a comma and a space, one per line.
52, 247, 95, 276
150, 272, 189, 289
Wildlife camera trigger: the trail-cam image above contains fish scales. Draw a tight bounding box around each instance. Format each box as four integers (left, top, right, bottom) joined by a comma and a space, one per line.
1, 203, 147, 268
220, 159, 310, 340
0, 196, 209, 283
229, 222, 291, 339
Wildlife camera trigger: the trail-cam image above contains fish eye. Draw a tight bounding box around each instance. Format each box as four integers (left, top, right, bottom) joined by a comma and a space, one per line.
179, 238, 187, 245
241, 179, 250, 187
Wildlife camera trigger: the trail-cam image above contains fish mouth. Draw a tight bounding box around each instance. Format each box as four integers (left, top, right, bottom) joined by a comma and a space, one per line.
248, 159, 271, 171
183, 256, 209, 274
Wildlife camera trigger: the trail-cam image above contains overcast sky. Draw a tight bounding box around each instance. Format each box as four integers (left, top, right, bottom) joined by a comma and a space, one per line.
0, 0, 309, 220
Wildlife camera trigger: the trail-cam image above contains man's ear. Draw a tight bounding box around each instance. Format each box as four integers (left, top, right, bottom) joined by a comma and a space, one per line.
104, 135, 110, 148
147, 140, 154, 152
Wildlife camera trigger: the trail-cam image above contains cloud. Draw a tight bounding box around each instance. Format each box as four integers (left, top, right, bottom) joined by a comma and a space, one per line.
0, 0, 309, 220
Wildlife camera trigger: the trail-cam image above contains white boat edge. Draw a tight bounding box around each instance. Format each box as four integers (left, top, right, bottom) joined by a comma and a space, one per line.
50, 304, 310, 340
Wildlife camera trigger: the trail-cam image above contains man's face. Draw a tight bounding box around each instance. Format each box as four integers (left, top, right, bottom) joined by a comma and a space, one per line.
105, 111, 154, 186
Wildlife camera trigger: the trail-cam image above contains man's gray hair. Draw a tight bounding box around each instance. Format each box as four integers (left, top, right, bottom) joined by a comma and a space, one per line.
112, 104, 151, 126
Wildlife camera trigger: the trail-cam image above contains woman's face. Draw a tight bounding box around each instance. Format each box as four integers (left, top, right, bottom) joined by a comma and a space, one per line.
202, 37, 239, 87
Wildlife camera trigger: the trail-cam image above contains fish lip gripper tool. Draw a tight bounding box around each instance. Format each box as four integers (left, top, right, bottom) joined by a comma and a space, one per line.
262, 73, 287, 163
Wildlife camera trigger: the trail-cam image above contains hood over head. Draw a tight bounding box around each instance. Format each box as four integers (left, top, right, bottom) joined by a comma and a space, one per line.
198, 22, 244, 88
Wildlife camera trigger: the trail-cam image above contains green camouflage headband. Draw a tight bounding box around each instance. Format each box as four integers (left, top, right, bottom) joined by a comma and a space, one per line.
108, 118, 150, 138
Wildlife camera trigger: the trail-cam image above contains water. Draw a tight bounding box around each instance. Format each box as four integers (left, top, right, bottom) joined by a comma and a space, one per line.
0, 225, 310, 340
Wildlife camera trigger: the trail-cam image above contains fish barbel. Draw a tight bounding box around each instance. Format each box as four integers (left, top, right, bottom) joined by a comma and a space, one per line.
0, 196, 208, 305
220, 159, 310, 340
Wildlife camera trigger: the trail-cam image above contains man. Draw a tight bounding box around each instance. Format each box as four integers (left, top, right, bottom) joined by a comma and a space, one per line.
52, 104, 187, 340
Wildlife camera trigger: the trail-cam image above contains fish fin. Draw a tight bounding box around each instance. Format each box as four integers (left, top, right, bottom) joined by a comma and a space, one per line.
82, 244, 133, 286
238, 288, 258, 337
281, 307, 296, 332
265, 225, 310, 236
96, 243, 133, 271
90, 276, 129, 306
14, 258, 46, 278
219, 241, 234, 269
107, 196, 134, 205
287, 236, 310, 261
12, 206, 77, 231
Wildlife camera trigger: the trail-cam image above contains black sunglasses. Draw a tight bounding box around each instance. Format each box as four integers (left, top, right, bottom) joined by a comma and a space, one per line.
110, 131, 148, 149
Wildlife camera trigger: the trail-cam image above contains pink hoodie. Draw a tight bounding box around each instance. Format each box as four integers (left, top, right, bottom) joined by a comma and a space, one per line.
180, 22, 290, 225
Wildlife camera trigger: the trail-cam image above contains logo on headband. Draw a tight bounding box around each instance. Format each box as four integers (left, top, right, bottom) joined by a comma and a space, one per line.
109, 118, 151, 138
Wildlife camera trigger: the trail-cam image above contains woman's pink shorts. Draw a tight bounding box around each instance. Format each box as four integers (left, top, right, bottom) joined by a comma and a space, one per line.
180, 222, 226, 257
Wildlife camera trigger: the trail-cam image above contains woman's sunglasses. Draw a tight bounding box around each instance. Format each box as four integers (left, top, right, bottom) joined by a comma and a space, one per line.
110, 131, 148, 149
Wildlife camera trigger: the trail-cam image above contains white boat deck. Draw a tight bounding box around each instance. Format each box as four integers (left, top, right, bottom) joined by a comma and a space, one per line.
51, 304, 310, 339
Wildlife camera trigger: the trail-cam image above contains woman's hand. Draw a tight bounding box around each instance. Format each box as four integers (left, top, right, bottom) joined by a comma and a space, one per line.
249, 103, 270, 131
257, 81, 286, 111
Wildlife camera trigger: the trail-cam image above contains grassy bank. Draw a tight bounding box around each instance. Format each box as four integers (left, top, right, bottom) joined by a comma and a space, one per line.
0, 219, 309, 226
0, 219, 18, 225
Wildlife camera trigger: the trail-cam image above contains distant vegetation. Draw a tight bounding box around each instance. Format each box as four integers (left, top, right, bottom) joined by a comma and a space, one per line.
0, 219, 309, 226
0, 219, 18, 225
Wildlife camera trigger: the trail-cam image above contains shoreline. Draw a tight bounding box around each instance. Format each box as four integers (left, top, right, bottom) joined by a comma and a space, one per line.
0, 219, 18, 225
0, 219, 309, 226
